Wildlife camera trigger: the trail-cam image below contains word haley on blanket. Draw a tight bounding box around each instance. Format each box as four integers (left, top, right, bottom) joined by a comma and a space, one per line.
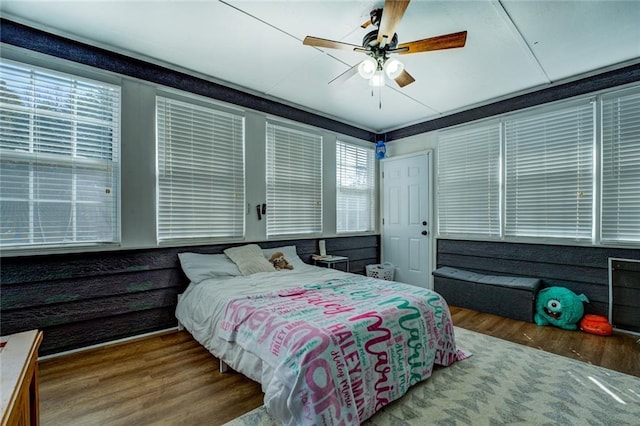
219, 277, 460, 425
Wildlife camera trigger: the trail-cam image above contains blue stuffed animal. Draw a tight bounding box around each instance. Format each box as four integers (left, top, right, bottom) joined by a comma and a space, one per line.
534, 287, 589, 330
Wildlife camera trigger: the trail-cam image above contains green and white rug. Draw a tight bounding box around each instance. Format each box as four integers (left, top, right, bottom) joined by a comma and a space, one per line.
226, 327, 640, 425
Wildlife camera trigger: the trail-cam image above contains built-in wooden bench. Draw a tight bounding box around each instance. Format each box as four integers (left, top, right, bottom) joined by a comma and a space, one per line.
435, 239, 640, 323
433, 266, 542, 322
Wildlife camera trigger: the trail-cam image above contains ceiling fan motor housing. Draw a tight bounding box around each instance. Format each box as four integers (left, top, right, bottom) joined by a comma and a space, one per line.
363, 29, 398, 50
363, 29, 398, 69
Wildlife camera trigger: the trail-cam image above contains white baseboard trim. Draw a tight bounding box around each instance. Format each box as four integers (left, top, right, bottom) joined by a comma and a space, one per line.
38, 327, 179, 361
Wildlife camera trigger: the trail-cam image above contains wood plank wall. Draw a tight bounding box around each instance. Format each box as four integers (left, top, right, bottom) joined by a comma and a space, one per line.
436, 239, 640, 320
1, 235, 379, 355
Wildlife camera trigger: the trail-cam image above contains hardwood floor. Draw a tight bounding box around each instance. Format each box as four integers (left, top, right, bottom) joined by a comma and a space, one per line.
448, 306, 640, 376
38, 330, 263, 426
38, 307, 639, 425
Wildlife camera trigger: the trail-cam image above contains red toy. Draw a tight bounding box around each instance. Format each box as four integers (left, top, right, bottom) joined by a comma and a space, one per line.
580, 314, 613, 336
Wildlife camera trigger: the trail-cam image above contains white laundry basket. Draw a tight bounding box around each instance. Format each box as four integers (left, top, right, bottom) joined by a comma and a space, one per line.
366, 262, 395, 281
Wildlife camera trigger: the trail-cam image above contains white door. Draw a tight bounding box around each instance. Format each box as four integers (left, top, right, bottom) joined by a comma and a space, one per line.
381, 152, 431, 288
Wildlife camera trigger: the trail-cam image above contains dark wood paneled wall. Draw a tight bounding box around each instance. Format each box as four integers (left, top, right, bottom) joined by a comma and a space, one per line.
1, 235, 379, 355
436, 239, 640, 322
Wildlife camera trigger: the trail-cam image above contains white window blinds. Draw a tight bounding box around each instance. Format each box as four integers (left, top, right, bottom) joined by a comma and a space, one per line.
504, 101, 594, 240
266, 122, 322, 237
437, 123, 501, 236
0, 59, 120, 248
336, 141, 376, 233
156, 97, 245, 241
601, 89, 640, 244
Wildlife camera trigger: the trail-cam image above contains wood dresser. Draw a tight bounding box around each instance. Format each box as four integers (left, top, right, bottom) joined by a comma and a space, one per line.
1, 330, 43, 426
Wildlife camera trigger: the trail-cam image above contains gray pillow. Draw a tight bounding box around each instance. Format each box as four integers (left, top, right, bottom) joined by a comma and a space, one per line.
178, 252, 241, 283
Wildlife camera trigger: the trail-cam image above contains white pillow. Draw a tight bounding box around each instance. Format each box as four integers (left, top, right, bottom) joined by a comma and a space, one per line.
224, 244, 276, 275
178, 252, 241, 284
262, 245, 307, 270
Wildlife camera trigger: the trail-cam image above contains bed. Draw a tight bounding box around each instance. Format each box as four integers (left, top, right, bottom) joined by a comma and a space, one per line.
176, 244, 464, 425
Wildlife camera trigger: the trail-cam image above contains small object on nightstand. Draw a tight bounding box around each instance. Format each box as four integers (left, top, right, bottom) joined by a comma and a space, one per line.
313, 255, 349, 272
312, 254, 330, 260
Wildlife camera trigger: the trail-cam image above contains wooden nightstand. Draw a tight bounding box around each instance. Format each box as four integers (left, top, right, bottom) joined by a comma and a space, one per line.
1, 329, 43, 426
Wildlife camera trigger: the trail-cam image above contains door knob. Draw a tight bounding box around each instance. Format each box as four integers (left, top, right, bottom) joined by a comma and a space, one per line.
421, 230, 428, 236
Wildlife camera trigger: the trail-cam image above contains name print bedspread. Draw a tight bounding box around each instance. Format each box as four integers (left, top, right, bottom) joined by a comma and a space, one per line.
219, 276, 462, 425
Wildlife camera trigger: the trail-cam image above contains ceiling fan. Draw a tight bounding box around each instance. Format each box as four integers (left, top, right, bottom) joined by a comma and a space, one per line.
303, 0, 467, 88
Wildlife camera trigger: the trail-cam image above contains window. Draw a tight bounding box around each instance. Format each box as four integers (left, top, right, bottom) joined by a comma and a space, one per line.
336, 141, 376, 233
601, 89, 640, 244
438, 123, 501, 236
437, 88, 640, 245
266, 122, 322, 237
156, 96, 245, 241
504, 101, 594, 240
0, 59, 120, 249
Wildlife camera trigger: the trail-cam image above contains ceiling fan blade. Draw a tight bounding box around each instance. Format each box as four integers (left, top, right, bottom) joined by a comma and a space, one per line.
329, 64, 360, 85
377, 0, 411, 47
394, 69, 415, 88
361, 19, 372, 29
396, 31, 468, 55
303, 36, 363, 51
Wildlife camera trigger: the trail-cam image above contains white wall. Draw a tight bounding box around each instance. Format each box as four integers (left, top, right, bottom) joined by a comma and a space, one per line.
386, 132, 438, 157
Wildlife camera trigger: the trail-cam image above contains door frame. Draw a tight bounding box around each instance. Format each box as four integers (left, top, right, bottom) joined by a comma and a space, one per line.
380, 150, 434, 288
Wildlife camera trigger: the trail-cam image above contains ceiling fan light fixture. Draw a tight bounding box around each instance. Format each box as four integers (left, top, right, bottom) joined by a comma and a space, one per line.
303, 1, 470, 91
357, 57, 377, 79
384, 58, 404, 79
369, 69, 386, 87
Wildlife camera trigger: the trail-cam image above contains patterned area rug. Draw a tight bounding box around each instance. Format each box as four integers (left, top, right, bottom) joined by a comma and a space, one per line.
225, 327, 640, 425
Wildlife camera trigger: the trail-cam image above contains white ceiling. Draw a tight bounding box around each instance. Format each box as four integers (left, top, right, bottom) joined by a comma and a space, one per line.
2, 0, 639, 133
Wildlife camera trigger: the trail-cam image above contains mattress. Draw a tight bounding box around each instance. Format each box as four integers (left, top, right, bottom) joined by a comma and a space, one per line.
176, 264, 461, 425
176, 265, 348, 384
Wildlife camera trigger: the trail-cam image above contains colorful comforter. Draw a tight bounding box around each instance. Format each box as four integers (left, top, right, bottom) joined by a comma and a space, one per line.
218, 275, 462, 425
